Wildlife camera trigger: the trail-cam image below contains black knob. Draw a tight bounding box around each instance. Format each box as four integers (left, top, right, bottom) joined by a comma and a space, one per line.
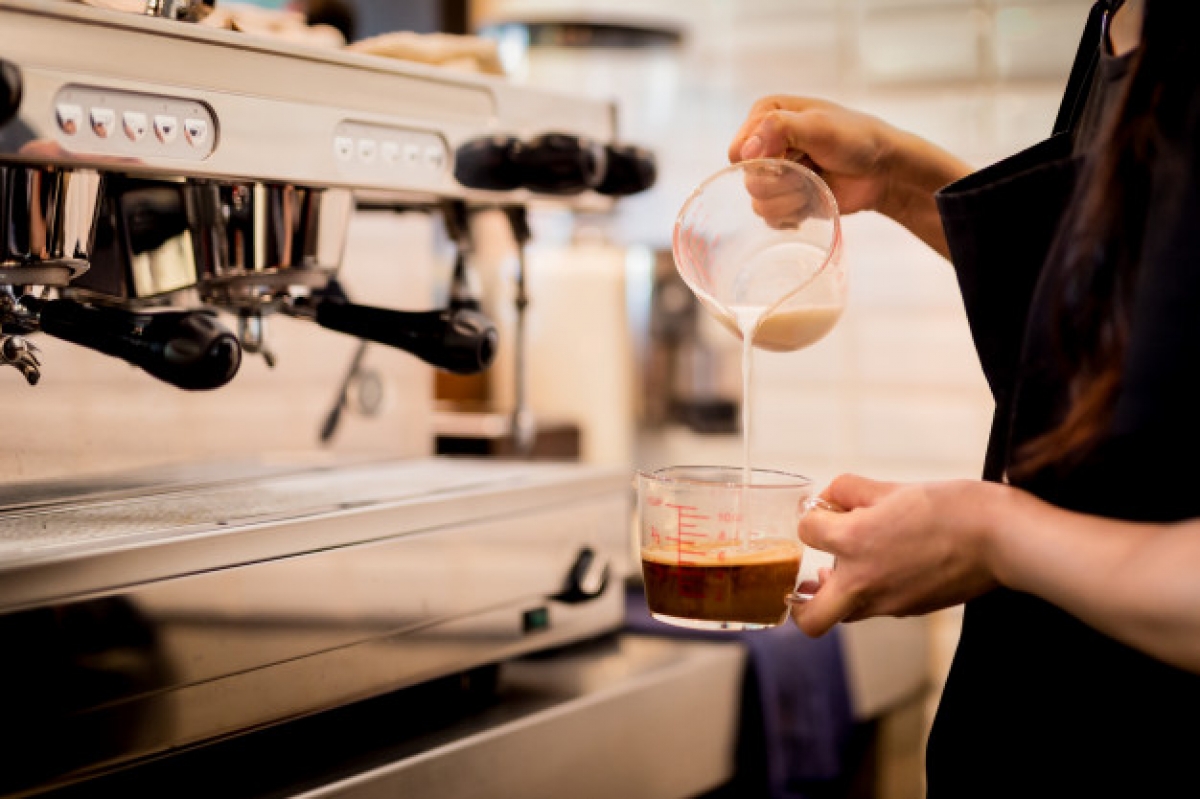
596, 143, 657, 196
30, 298, 241, 390
0, 59, 22, 127
515, 133, 607, 195
314, 299, 498, 375
552, 547, 611, 604
454, 135, 524, 192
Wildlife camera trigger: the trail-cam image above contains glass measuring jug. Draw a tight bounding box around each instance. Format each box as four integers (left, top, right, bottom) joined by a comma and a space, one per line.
636, 465, 818, 631
672, 158, 845, 351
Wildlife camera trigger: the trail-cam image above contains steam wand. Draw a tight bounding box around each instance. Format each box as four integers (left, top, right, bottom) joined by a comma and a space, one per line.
318, 337, 368, 445
502, 205, 536, 457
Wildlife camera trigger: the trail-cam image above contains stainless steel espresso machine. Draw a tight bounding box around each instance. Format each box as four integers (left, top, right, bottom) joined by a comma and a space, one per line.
0, 3, 747, 798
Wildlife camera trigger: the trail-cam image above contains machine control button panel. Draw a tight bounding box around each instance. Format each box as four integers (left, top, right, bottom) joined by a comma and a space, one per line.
333, 120, 449, 189
53, 85, 216, 161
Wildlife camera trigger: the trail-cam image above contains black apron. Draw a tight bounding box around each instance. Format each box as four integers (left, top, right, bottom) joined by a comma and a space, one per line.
926, 1, 1200, 795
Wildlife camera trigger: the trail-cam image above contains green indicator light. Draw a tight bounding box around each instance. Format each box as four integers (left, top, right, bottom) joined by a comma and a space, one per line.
522, 606, 550, 633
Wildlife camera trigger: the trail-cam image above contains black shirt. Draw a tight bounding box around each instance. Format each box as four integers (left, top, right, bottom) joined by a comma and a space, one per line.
927, 3, 1200, 795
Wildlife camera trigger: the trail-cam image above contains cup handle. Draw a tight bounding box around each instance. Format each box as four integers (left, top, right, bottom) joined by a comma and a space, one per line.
789, 495, 846, 603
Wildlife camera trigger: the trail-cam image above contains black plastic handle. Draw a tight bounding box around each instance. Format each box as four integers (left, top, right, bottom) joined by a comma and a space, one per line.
552, 547, 611, 604
515, 133, 607, 195
0, 59, 21, 127
315, 300, 498, 375
453, 135, 524, 192
30, 298, 241, 390
596, 143, 657, 196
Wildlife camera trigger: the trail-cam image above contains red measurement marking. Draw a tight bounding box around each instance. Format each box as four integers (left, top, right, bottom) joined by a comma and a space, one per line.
671, 532, 705, 542
647, 496, 664, 507
668, 503, 712, 564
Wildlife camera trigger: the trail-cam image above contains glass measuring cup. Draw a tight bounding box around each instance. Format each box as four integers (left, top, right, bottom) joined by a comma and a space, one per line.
672, 158, 845, 351
636, 465, 823, 631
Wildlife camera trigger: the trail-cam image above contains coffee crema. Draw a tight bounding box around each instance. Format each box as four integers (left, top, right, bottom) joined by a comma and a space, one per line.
641, 538, 802, 627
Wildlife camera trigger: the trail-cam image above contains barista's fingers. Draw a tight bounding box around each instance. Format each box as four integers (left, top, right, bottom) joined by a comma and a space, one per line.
728, 96, 831, 163
797, 498, 847, 554
746, 170, 816, 229
789, 565, 834, 604
822, 473, 898, 514
743, 165, 816, 201
750, 196, 807, 230
790, 572, 860, 638
737, 109, 840, 168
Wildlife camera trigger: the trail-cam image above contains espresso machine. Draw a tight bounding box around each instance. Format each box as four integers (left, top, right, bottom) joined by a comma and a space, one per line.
0, 3, 750, 798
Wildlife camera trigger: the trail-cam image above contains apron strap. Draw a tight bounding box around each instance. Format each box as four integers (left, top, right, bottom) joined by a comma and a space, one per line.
1052, 0, 1123, 136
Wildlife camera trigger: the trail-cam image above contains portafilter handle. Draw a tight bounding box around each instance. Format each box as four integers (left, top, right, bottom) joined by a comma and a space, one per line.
454, 133, 607, 196
23, 297, 242, 390
514, 132, 607, 195
595, 143, 657, 197
312, 298, 498, 376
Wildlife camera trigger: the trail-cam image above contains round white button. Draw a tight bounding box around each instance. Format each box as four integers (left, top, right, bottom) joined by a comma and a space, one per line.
153, 114, 179, 144
122, 111, 148, 142
90, 107, 115, 139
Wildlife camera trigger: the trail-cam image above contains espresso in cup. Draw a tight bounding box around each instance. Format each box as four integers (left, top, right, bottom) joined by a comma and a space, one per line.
641, 538, 801, 627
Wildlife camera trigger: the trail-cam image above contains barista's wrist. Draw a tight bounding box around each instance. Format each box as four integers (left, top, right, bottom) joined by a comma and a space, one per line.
877, 127, 972, 217
874, 127, 971, 258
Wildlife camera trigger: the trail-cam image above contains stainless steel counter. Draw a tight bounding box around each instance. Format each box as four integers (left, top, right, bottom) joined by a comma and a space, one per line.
28, 634, 746, 799
0, 455, 632, 797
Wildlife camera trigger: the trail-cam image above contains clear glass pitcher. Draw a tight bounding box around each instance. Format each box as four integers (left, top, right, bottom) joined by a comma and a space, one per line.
672, 158, 845, 351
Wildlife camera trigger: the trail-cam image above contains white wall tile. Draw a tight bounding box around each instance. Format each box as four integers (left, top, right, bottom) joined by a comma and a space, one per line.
855, 6, 985, 86
853, 309, 987, 390
841, 214, 966, 311
749, 386, 853, 461
854, 388, 993, 466
994, 3, 1093, 81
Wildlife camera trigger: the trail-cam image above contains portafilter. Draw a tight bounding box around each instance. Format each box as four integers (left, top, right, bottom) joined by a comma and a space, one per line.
74, 176, 497, 376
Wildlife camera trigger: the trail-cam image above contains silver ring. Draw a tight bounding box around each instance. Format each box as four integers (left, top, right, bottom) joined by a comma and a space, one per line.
804, 496, 846, 514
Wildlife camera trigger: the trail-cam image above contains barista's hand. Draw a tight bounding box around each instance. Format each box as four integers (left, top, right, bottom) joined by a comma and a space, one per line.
729, 96, 894, 216
792, 471, 1200, 674
790, 474, 1002, 637
728, 96, 972, 259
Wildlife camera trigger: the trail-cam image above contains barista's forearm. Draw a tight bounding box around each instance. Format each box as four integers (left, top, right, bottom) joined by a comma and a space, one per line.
876, 128, 973, 261
990, 490, 1200, 674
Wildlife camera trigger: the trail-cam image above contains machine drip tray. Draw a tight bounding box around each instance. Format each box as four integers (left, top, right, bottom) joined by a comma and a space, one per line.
35, 634, 746, 799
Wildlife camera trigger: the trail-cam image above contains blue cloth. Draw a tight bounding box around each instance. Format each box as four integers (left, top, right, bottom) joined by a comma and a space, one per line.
624, 582, 855, 799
